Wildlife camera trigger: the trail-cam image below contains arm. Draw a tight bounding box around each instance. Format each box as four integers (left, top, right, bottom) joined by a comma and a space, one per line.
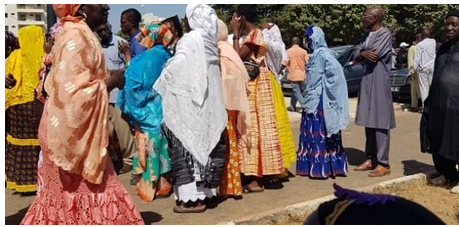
230, 13, 253, 60
413, 44, 422, 73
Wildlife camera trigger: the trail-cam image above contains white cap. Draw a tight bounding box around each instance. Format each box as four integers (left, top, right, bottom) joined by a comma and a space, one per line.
399, 42, 410, 48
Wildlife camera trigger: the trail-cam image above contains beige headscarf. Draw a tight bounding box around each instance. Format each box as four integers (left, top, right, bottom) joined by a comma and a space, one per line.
217, 19, 251, 146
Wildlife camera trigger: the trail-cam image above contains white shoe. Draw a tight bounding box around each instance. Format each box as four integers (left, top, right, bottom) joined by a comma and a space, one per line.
450, 183, 459, 194
430, 175, 447, 186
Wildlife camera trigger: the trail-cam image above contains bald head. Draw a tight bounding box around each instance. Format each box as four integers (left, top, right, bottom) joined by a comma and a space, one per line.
367, 6, 384, 22
292, 36, 301, 45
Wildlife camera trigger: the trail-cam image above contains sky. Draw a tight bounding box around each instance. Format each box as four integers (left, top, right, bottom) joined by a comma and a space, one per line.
108, 4, 187, 33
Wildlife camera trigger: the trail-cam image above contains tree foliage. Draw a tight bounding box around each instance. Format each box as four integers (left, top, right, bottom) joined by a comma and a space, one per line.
212, 4, 459, 47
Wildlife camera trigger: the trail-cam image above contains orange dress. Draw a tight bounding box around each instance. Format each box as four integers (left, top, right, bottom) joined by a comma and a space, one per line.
219, 110, 242, 197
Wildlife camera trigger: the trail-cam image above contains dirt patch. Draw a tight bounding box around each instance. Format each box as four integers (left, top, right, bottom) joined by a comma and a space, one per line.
272, 181, 459, 225
373, 182, 459, 225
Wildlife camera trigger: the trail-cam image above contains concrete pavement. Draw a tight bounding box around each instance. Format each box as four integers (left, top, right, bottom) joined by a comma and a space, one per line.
4, 97, 433, 225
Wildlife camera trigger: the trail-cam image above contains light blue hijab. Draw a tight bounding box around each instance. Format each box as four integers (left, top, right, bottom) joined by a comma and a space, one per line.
303, 25, 349, 136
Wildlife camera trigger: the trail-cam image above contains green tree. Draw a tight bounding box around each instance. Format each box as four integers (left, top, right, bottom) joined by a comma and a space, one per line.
115, 30, 130, 40
212, 4, 459, 47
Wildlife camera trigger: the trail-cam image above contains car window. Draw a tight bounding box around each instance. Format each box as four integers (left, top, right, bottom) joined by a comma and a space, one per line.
336, 48, 352, 66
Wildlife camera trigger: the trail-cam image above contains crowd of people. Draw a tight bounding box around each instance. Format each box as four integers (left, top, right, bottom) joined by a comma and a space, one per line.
4, 4, 458, 224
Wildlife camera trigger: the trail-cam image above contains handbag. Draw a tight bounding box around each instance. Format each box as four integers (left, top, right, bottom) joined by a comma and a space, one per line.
244, 61, 260, 80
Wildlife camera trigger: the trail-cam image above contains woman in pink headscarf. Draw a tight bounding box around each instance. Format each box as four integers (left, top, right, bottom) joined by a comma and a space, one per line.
21, 5, 144, 225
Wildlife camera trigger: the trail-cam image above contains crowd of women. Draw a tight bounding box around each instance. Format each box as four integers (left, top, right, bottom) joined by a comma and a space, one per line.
5, 4, 350, 224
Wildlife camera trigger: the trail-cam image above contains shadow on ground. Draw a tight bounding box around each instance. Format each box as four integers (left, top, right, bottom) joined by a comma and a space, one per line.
345, 147, 366, 166
5, 206, 29, 225
401, 159, 435, 176
140, 211, 163, 224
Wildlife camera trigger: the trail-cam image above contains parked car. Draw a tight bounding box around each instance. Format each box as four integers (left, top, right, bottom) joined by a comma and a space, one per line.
389, 68, 411, 102
281, 45, 363, 97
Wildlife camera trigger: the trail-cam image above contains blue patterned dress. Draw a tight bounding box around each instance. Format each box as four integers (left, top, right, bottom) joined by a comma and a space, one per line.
296, 97, 348, 178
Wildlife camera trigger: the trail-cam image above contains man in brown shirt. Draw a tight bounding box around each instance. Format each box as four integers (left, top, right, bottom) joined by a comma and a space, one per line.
282, 36, 309, 112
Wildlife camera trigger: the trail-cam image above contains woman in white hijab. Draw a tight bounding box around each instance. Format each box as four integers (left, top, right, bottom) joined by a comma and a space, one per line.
153, 4, 228, 213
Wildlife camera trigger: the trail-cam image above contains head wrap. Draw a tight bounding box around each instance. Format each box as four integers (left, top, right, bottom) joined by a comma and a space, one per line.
304, 183, 446, 225
136, 23, 173, 49
52, 4, 82, 22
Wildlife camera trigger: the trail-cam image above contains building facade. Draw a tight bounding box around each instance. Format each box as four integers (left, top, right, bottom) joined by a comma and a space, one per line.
5, 4, 47, 36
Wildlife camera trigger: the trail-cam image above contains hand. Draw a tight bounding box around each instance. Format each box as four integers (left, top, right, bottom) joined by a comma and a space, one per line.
118, 41, 131, 57
409, 73, 415, 81
230, 13, 243, 35
360, 49, 379, 63
106, 69, 125, 91
5, 74, 16, 89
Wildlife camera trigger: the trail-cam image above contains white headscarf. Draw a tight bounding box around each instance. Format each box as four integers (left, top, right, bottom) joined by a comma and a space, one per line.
263, 24, 289, 81
154, 4, 227, 165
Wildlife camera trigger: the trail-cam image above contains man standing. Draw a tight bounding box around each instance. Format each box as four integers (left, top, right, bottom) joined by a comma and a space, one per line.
413, 29, 436, 108
407, 32, 422, 110
282, 36, 309, 112
422, 10, 459, 194
353, 6, 395, 177
95, 22, 135, 175
120, 8, 146, 57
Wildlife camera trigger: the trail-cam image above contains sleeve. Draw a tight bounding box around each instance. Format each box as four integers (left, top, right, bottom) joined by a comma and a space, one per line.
353, 43, 364, 62
370, 29, 392, 60
407, 46, 415, 74
413, 44, 422, 72
131, 41, 147, 56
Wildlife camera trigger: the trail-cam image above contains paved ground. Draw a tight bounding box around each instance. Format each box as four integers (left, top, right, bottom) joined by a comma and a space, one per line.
5, 97, 434, 225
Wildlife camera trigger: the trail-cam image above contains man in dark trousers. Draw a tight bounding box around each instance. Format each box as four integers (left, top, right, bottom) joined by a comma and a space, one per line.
353, 6, 395, 177
422, 10, 459, 194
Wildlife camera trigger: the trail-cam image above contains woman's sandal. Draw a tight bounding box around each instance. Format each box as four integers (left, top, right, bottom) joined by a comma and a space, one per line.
242, 185, 264, 193
173, 204, 207, 213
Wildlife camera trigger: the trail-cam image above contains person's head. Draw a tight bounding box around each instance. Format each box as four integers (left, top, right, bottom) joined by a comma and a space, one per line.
420, 28, 431, 40
399, 42, 409, 50
78, 4, 110, 31
415, 32, 422, 43
236, 5, 258, 33
53, 4, 109, 32
18, 25, 45, 57
361, 6, 384, 30
94, 22, 113, 46
444, 10, 459, 43
304, 184, 446, 225
291, 36, 301, 46
217, 19, 228, 42
5, 31, 19, 59
304, 25, 328, 52
185, 4, 218, 37
120, 8, 142, 34
137, 23, 174, 49
162, 15, 184, 40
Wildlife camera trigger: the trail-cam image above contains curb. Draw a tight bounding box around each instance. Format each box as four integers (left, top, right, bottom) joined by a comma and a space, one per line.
216, 172, 433, 225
